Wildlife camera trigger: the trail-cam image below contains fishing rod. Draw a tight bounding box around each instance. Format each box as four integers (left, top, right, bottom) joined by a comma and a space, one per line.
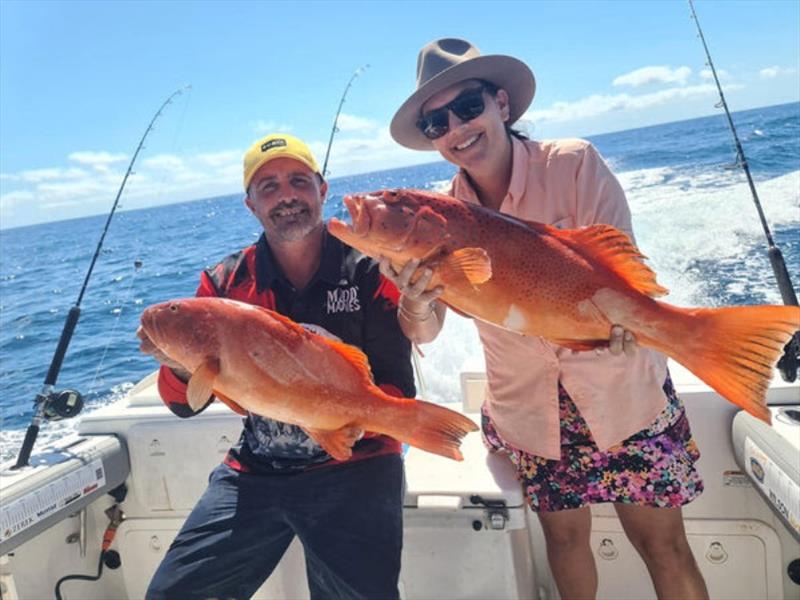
321, 65, 370, 178
12, 85, 191, 469
688, 0, 799, 382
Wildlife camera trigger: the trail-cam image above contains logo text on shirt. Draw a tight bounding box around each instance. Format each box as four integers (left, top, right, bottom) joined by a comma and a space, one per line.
326, 286, 360, 314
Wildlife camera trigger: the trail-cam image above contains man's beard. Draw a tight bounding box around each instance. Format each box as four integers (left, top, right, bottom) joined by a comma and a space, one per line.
266, 200, 319, 242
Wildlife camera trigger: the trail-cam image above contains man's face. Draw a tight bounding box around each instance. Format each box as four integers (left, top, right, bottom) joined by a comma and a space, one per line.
245, 157, 327, 243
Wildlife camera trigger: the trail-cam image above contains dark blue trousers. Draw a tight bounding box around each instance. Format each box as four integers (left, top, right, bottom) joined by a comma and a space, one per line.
146, 454, 404, 600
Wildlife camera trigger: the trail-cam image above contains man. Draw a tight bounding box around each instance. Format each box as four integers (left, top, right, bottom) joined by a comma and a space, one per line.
140, 133, 414, 600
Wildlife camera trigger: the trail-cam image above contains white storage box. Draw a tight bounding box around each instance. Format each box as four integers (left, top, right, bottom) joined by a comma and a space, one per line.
401, 413, 536, 600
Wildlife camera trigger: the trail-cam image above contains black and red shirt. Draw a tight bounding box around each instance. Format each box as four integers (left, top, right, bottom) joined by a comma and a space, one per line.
157, 229, 415, 473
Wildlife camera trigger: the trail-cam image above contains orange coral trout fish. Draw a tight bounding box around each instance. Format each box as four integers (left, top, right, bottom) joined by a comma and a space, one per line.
328, 189, 800, 423
140, 297, 477, 461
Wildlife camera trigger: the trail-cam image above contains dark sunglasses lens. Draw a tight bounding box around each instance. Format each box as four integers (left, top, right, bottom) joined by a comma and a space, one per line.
451, 91, 485, 121
419, 110, 450, 140
418, 87, 486, 140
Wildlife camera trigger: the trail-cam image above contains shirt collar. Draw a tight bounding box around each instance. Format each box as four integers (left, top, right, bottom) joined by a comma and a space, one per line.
505, 136, 530, 212
254, 227, 343, 293
317, 228, 345, 285
451, 136, 530, 212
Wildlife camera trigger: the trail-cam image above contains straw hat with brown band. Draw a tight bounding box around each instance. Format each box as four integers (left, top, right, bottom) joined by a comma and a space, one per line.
390, 38, 536, 151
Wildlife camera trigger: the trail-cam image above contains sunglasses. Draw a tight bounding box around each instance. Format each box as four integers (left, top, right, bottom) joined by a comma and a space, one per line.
417, 86, 488, 140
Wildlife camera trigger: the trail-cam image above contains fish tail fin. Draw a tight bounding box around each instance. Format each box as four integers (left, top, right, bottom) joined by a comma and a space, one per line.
383, 399, 479, 461
653, 303, 799, 423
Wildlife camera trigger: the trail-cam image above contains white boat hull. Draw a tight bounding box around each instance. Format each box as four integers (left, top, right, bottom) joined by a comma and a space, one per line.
1, 361, 798, 599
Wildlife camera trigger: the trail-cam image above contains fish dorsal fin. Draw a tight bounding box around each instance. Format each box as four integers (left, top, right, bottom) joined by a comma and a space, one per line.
187, 357, 220, 412
552, 224, 669, 298
254, 304, 309, 334
250, 301, 375, 383
439, 247, 492, 286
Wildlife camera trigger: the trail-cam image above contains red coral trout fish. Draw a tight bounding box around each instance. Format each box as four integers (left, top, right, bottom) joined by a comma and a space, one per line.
327, 188, 800, 423
140, 297, 477, 461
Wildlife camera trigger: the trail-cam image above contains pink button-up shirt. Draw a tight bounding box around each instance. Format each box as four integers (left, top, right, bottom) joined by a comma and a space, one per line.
450, 137, 669, 459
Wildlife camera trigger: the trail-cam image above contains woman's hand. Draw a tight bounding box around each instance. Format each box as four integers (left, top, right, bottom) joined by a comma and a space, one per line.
379, 256, 443, 319
607, 325, 637, 357
379, 256, 447, 344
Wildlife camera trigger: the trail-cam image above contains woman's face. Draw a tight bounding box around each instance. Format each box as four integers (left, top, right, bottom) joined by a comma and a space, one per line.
421, 79, 510, 173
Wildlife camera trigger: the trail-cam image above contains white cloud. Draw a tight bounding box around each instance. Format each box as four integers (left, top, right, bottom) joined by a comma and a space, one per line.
0, 145, 243, 228
527, 83, 731, 124
335, 113, 378, 132
21, 167, 87, 182
0, 189, 35, 210
760, 65, 796, 79
68, 151, 128, 168
250, 120, 293, 135
613, 66, 692, 87
1, 125, 433, 227
309, 126, 434, 179
700, 68, 730, 81
196, 150, 241, 168
142, 154, 186, 170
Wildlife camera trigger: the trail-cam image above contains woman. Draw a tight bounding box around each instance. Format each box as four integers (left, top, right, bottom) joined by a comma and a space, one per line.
384, 38, 709, 600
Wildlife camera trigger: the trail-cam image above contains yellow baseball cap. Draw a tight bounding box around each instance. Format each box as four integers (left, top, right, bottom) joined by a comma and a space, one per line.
243, 133, 321, 191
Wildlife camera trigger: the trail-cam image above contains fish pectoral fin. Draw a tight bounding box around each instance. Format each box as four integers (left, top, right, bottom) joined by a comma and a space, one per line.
439, 247, 492, 286
303, 425, 362, 461
213, 390, 247, 416
186, 357, 220, 412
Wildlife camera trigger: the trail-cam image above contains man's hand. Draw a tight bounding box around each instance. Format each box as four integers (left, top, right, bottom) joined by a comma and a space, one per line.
379, 256, 443, 318
136, 326, 191, 380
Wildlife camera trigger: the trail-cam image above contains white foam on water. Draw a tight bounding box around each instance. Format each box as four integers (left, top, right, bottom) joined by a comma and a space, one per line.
429, 179, 452, 194
624, 168, 799, 306
413, 312, 483, 405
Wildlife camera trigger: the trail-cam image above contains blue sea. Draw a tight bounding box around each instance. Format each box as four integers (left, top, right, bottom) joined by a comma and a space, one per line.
1, 102, 798, 461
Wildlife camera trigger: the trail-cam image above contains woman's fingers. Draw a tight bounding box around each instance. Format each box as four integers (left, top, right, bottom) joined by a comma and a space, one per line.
417, 285, 444, 304
406, 267, 433, 298
378, 256, 397, 280
379, 256, 438, 300
623, 330, 638, 357
397, 259, 421, 290
608, 325, 637, 357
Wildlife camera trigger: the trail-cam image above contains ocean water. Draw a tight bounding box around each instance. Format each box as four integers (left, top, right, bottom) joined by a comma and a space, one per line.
1, 102, 798, 461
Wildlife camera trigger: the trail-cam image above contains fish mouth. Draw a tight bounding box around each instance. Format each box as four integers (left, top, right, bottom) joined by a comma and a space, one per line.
328, 193, 376, 240
140, 304, 159, 339
328, 190, 434, 256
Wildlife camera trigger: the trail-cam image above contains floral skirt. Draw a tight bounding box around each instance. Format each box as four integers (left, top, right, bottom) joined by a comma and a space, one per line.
481, 374, 704, 512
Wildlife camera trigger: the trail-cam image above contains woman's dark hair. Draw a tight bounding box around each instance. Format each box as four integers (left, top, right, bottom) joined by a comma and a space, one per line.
479, 79, 529, 141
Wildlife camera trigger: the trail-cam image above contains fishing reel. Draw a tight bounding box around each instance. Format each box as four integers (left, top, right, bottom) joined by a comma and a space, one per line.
37, 388, 85, 421
777, 332, 800, 384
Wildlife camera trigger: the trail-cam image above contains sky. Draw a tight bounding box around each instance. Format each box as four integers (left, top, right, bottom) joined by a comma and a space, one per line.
1, 0, 798, 230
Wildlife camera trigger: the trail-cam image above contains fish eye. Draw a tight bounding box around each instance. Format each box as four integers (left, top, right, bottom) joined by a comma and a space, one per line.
169, 304, 179, 312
